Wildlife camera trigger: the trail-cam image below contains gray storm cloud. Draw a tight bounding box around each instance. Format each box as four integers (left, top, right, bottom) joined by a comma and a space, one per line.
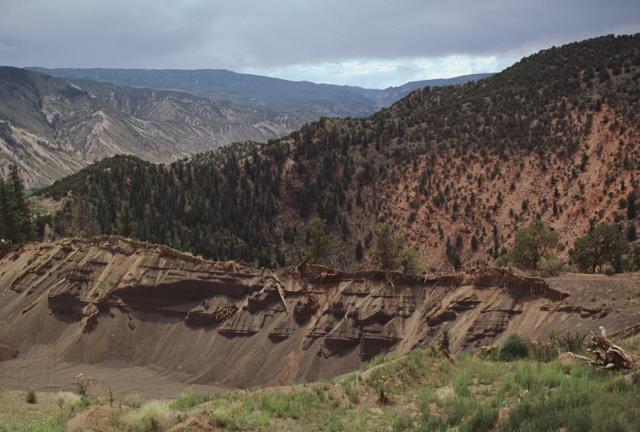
0, 0, 638, 73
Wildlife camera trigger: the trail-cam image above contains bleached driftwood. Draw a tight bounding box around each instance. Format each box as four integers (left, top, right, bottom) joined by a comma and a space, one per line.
569, 326, 636, 370
270, 271, 289, 313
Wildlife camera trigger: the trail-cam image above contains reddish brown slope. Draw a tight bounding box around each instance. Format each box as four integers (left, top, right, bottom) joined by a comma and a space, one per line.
36, 35, 640, 271
380, 104, 640, 270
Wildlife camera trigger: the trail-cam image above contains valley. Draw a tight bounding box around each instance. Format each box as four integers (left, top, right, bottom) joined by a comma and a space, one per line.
0, 10, 639, 429
0, 68, 303, 188
0, 67, 488, 189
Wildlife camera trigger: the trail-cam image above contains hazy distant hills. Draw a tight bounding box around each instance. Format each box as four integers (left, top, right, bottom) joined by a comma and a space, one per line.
361, 73, 493, 108
0, 66, 490, 187
30, 68, 492, 117
0, 67, 304, 187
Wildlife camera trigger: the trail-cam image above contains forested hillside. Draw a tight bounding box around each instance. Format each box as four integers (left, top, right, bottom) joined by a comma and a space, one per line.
38, 34, 640, 270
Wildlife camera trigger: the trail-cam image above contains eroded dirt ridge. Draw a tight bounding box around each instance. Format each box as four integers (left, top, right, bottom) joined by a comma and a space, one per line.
0, 237, 638, 388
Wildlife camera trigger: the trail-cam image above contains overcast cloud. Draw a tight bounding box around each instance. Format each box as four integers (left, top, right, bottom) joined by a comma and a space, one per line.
1, 0, 638, 88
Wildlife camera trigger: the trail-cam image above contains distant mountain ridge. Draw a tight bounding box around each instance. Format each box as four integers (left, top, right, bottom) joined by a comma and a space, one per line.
29, 67, 492, 116
0, 67, 304, 187
0, 67, 490, 187
362, 73, 494, 108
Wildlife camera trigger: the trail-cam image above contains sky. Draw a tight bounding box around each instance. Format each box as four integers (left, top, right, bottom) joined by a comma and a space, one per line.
1, 0, 639, 88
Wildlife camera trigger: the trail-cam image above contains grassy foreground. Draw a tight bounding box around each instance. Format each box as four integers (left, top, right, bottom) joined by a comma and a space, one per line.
1, 342, 639, 432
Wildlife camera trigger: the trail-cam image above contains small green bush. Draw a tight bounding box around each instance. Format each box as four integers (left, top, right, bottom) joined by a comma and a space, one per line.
530, 342, 559, 362
498, 335, 529, 361
460, 406, 497, 432
494, 253, 511, 267
259, 390, 320, 419
377, 385, 390, 405
551, 331, 586, 353
340, 381, 359, 405
365, 350, 401, 369
207, 399, 269, 430
538, 254, 563, 276
438, 328, 451, 356
123, 395, 142, 409
602, 264, 616, 275
25, 389, 37, 404
73, 374, 90, 397
169, 392, 210, 410
125, 401, 173, 432
393, 413, 414, 431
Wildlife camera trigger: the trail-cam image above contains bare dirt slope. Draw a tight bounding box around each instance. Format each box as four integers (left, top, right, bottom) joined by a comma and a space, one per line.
0, 237, 638, 396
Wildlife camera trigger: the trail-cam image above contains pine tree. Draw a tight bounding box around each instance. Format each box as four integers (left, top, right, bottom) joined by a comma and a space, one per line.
627, 191, 637, 220
372, 223, 420, 273
471, 235, 479, 251
2, 165, 32, 243
116, 202, 135, 237
355, 241, 364, 262
373, 223, 404, 270
306, 217, 332, 263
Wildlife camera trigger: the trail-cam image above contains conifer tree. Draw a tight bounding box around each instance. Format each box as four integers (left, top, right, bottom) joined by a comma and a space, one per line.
306, 217, 332, 263
355, 241, 364, 262
373, 223, 421, 273
0, 165, 33, 243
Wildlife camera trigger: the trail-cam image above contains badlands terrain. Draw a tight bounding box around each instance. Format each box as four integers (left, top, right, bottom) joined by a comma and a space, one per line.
0, 31, 639, 432
0, 236, 639, 430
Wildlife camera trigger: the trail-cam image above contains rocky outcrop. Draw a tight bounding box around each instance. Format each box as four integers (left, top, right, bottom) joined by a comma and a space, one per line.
0, 236, 638, 389
465, 268, 570, 301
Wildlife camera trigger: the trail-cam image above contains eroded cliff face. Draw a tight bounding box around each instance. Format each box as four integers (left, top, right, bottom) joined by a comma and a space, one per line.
0, 237, 638, 391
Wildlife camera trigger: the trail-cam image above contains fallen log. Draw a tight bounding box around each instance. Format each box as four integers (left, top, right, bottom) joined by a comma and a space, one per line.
270, 271, 289, 313
569, 326, 637, 370
566, 352, 597, 365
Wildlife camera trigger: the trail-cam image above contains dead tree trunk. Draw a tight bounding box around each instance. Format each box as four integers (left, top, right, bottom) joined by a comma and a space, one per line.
570, 326, 636, 370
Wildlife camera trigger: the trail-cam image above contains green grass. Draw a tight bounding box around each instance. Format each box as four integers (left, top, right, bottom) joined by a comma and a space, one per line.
0, 391, 82, 432
1, 415, 69, 432
340, 380, 359, 405
362, 350, 402, 370
168, 392, 211, 411
124, 400, 178, 432
2, 342, 640, 431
